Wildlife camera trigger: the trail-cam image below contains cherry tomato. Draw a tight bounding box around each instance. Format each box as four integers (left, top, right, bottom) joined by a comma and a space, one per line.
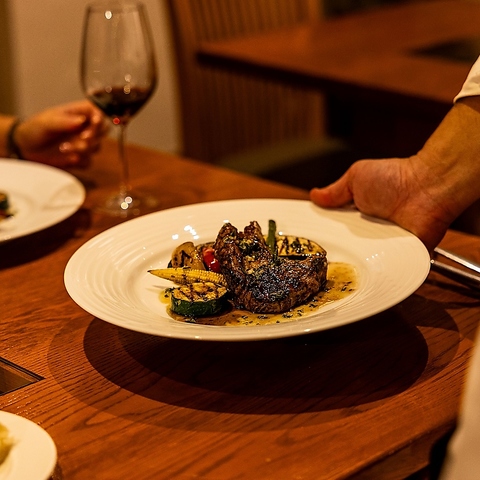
202, 247, 221, 273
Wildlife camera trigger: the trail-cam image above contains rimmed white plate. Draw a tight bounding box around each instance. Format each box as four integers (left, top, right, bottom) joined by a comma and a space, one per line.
64, 199, 431, 341
0, 159, 85, 243
0, 411, 56, 480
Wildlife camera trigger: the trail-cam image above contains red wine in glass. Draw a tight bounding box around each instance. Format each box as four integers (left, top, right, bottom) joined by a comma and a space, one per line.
88, 86, 153, 124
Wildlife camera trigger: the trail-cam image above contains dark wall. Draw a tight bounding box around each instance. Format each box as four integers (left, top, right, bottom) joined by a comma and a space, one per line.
324, 0, 407, 17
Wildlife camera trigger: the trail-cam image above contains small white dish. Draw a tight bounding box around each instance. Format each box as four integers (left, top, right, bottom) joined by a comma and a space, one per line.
0, 411, 56, 480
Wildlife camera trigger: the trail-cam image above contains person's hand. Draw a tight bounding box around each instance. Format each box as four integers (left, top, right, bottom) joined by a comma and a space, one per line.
311, 98, 480, 252
309, 156, 454, 252
14, 100, 109, 168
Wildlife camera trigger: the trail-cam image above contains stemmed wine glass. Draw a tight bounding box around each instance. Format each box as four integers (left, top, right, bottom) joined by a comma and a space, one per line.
81, 1, 157, 216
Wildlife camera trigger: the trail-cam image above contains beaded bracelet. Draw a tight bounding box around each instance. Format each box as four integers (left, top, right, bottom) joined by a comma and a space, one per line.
6, 119, 24, 159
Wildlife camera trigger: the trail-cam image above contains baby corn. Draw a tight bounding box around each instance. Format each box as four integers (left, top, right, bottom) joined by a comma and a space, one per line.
148, 267, 227, 287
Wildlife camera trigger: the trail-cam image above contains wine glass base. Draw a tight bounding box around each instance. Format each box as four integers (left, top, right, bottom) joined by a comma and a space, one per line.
95, 190, 158, 217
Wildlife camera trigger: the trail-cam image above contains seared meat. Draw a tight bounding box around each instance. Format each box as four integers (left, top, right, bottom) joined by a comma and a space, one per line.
213, 221, 327, 313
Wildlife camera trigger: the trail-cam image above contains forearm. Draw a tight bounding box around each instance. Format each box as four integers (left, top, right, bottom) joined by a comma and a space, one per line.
414, 96, 480, 222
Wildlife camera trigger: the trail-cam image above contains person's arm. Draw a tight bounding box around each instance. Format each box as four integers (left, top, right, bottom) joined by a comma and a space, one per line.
1, 100, 108, 168
310, 96, 480, 251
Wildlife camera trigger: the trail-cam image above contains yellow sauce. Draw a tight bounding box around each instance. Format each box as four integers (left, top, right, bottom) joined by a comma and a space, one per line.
161, 262, 357, 327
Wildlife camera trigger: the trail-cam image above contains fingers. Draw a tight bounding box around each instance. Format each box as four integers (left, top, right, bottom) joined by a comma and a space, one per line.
32, 109, 88, 134
79, 115, 110, 140
51, 115, 107, 168
60, 99, 102, 120
58, 134, 102, 168
60, 137, 102, 156
41, 100, 108, 134
68, 100, 107, 128
48, 101, 109, 167
310, 174, 353, 208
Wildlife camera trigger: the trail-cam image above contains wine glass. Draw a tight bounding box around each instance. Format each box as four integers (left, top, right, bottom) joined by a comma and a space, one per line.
81, 1, 158, 216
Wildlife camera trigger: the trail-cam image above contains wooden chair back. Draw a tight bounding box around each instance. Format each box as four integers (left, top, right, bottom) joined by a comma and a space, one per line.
166, 0, 326, 164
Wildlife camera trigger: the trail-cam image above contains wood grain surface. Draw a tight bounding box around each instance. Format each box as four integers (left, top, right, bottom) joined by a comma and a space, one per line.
1, 140, 479, 479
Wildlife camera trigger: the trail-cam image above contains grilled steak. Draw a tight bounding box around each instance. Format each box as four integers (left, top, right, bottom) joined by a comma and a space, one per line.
213, 221, 327, 313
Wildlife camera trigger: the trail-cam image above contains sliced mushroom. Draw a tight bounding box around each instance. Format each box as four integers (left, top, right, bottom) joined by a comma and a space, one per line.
170, 241, 205, 269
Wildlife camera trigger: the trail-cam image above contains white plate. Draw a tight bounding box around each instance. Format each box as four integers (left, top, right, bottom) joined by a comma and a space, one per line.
64, 199, 431, 341
0, 411, 56, 480
0, 159, 85, 242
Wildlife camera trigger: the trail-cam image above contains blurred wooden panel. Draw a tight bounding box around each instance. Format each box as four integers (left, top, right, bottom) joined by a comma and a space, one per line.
166, 0, 327, 163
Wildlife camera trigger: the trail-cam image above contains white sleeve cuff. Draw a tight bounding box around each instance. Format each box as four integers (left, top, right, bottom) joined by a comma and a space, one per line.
454, 56, 480, 102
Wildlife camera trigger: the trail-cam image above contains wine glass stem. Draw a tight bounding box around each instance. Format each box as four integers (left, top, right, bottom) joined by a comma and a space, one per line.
117, 123, 131, 196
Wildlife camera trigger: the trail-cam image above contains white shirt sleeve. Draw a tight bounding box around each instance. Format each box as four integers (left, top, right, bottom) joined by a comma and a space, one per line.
454, 56, 480, 102
439, 326, 480, 480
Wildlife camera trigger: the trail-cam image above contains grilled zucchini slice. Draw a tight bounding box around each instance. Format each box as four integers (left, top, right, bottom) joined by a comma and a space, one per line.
275, 235, 326, 258
170, 281, 228, 317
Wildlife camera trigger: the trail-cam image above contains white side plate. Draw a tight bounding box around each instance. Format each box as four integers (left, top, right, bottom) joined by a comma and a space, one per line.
0, 159, 85, 242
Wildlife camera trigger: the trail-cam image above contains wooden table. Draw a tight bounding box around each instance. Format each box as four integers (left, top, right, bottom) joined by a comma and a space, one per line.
197, 0, 480, 157
1, 141, 479, 479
